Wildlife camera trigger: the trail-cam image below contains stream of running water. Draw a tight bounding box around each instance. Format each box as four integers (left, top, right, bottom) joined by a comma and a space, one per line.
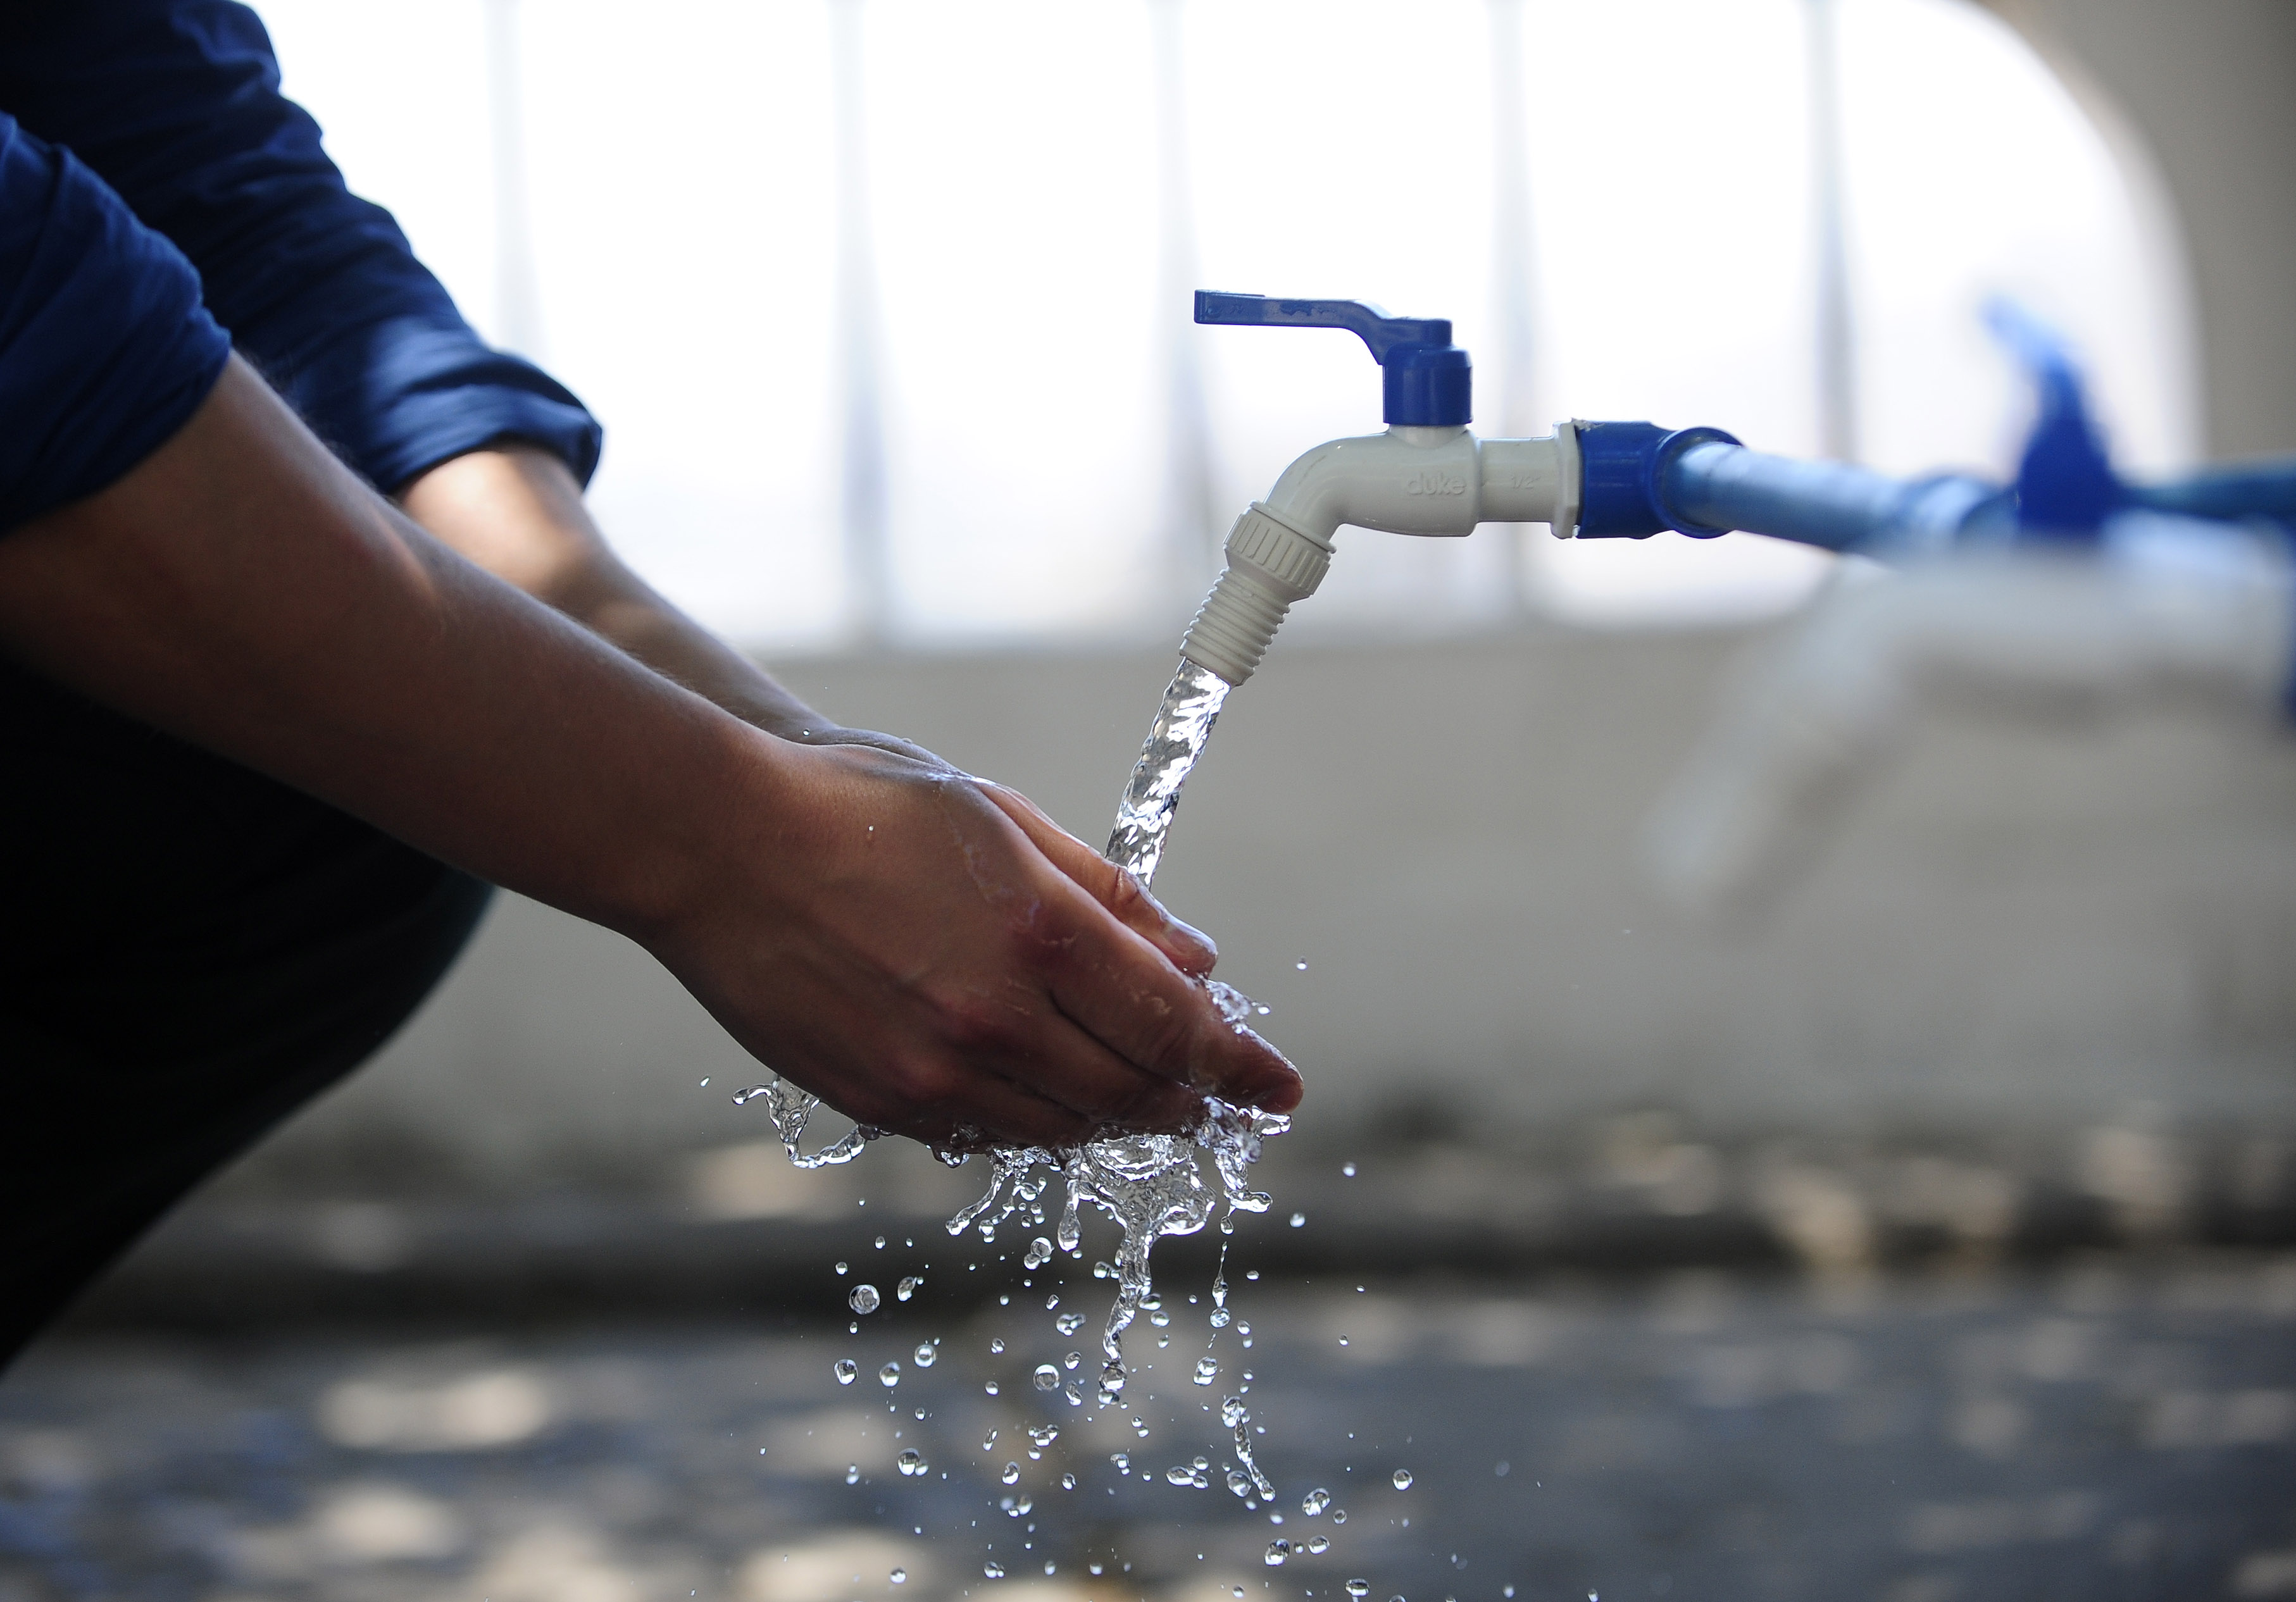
736, 655, 1287, 1498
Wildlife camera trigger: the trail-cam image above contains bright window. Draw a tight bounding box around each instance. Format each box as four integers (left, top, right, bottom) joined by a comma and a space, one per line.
253, 0, 2195, 646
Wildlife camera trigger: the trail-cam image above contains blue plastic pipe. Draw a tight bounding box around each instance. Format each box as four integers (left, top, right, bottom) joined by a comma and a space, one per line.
1658, 440, 2004, 553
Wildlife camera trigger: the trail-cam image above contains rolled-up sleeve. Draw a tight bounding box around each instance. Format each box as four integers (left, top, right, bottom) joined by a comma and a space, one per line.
0, 114, 230, 531
0, 0, 602, 495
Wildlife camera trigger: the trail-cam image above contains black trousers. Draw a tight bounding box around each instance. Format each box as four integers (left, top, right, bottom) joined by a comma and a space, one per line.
0, 659, 490, 1368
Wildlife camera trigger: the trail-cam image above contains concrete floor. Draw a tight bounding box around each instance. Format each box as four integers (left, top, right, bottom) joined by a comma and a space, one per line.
8, 1251, 2296, 1602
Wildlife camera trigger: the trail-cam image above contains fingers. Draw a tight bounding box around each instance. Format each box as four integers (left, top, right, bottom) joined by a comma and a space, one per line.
1028, 895, 1303, 1116
980, 783, 1220, 976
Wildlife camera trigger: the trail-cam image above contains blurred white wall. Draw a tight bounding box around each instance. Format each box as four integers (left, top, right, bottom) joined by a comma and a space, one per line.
266, 627, 2296, 1187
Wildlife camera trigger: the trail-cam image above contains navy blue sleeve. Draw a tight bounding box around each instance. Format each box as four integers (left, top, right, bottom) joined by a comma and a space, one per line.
0, 114, 231, 531
0, 0, 602, 494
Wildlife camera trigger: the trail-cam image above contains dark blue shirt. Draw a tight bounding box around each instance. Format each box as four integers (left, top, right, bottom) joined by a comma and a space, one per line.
0, 0, 601, 531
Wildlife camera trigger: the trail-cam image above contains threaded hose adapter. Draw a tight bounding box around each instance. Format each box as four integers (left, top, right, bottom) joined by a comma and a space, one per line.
1178, 504, 1334, 685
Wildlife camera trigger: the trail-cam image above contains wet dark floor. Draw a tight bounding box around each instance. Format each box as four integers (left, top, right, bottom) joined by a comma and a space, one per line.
6, 1253, 2296, 1602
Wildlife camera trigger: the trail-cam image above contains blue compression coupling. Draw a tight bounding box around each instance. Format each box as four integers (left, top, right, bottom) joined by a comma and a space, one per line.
1574, 421, 1744, 538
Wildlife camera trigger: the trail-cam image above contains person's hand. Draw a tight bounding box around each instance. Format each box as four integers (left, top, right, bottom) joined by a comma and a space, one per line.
639, 738, 1302, 1152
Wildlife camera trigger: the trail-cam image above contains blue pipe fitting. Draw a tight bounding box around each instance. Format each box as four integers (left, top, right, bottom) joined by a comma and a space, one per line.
1574, 421, 1745, 539
1195, 292, 1473, 427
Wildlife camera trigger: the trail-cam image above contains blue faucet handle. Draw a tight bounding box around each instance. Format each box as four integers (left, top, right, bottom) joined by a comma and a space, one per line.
1194, 291, 1473, 428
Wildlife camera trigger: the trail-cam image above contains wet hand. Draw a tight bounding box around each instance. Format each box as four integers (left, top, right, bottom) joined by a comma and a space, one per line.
642, 740, 1301, 1152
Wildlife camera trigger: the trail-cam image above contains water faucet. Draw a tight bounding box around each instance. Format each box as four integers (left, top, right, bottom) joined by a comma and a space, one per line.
1180, 291, 1744, 685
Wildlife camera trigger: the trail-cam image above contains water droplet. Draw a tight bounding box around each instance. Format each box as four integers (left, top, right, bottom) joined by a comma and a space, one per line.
699, 1077, 710, 1086
890, 1568, 907, 1584
1392, 1469, 1414, 1491
897, 1450, 927, 1477
878, 1362, 901, 1388
1018, 1496, 1032, 1514
1233, 1589, 1246, 1600
833, 1359, 858, 1386
897, 1276, 921, 1301
1302, 1488, 1332, 1516
1149, 1309, 1170, 1328
1045, 1293, 1060, 1310
1192, 1357, 1219, 1386
1166, 1465, 1194, 1486
984, 1381, 999, 1395
1055, 1310, 1086, 1336
844, 1464, 859, 1484
1338, 1337, 1351, 1347
989, 1337, 1004, 1353
1044, 1562, 1056, 1576
1061, 1472, 1076, 1489
874, 1235, 886, 1249
913, 1342, 937, 1368
1227, 1469, 1251, 1496
1247, 1269, 1260, 1280
983, 1562, 1004, 1579
1332, 1509, 1348, 1525
1290, 1213, 1306, 1228
835, 1262, 849, 1275
1295, 960, 1308, 971
1002, 1462, 1021, 1485
1033, 1364, 1059, 1391
1209, 1308, 1232, 1328
850, 1284, 881, 1315
1348, 1582, 1371, 1598
1307, 1536, 1331, 1555
1023, 1237, 1052, 1269
1222, 1398, 1249, 1429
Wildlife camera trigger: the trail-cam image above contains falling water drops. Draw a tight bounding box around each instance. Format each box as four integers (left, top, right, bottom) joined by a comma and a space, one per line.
833, 1360, 858, 1386
1347, 1582, 1371, 1598
878, 1362, 901, 1389
1266, 1541, 1292, 1567
989, 1338, 1004, 1354
1227, 1469, 1251, 1496
1392, 1470, 1414, 1491
1023, 1238, 1053, 1269
1192, 1357, 1220, 1386
890, 1569, 908, 1585
1033, 1364, 1059, 1391
1061, 1471, 1077, 1489
850, 1284, 881, 1315
1307, 1536, 1331, 1555
1290, 1213, 1306, 1228
1332, 1510, 1348, 1525
844, 1464, 859, 1484
983, 1562, 1005, 1579
835, 1262, 849, 1276
897, 1276, 921, 1301
913, 1342, 937, 1368
1056, 1310, 1086, 1337
1302, 1488, 1332, 1516
1028, 1424, 1060, 1448
897, 1450, 927, 1477
1166, 1465, 1194, 1486
1001, 1462, 1021, 1486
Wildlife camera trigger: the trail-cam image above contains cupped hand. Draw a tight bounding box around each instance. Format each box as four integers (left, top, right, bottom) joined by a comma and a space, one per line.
642, 738, 1301, 1152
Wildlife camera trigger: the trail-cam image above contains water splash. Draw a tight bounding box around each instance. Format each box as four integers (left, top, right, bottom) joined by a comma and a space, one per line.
743, 656, 1288, 1494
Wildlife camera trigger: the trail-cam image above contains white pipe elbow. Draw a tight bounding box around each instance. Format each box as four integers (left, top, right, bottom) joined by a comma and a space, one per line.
1179, 424, 1581, 686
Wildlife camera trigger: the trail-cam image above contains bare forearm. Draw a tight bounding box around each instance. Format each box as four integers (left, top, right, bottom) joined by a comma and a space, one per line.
397, 444, 833, 738
0, 359, 756, 935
